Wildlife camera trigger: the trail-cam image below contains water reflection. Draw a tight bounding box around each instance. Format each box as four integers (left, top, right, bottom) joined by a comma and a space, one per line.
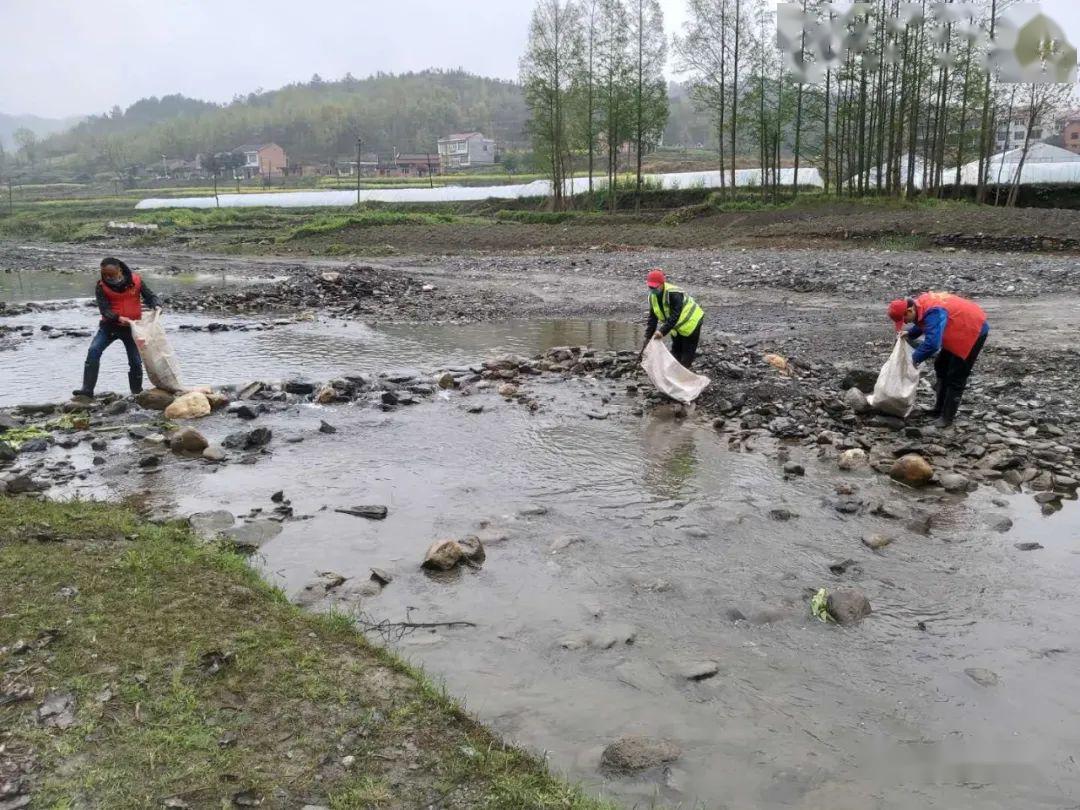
641, 417, 699, 500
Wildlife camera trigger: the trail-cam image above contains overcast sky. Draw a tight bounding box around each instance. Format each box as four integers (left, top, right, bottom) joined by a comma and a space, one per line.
0, 0, 1077, 118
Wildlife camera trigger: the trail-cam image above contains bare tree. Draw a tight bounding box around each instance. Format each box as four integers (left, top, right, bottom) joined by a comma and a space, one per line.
521, 0, 585, 210
627, 0, 667, 209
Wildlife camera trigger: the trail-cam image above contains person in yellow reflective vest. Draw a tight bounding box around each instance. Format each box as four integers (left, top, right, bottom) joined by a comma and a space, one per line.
641, 268, 705, 368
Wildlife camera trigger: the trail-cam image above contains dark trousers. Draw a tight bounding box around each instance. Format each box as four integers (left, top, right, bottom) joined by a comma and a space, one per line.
87, 324, 142, 372
933, 330, 987, 418
78, 324, 143, 395
671, 321, 702, 369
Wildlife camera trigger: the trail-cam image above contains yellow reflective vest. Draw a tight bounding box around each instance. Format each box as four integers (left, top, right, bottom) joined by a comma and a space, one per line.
650, 283, 704, 337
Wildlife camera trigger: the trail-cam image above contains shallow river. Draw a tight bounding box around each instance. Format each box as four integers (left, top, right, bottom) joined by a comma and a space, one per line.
4, 275, 1080, 809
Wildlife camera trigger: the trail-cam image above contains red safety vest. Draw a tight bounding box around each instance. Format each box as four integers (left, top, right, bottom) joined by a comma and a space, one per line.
99, 274, 143, 323
914, 291, 987, 360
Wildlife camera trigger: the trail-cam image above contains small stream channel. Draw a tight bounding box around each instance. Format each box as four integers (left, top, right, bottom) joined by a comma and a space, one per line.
4, 273, 1080, 808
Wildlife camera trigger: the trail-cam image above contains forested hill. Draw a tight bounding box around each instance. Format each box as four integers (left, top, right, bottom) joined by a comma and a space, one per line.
36, 71, 530, 170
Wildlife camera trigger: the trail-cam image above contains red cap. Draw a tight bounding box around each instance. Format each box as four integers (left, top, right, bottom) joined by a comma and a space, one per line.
887, 298, 909, 331
646, 268, 666, 288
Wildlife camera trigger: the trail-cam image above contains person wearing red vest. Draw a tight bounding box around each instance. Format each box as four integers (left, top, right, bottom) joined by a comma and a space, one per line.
72, 257, 162, 399
887, 292, 989, 428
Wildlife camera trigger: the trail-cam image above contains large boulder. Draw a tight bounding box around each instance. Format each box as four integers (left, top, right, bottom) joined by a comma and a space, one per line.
890, 454, 934, 487
600, 736, 682, 772
171, 428, 209, 454
136, 388, 176, 411
164, 392, 211, 421
826, 587, 872, 625
0, 441, 16, 463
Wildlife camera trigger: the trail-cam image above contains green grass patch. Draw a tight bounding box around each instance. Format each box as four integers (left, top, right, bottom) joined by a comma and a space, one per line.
0, 496, 614, 810
283, 210, 461, 240
494, 209, 583, 225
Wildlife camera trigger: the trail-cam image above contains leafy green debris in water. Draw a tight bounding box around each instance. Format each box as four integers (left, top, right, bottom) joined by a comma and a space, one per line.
811, 588, 835, 623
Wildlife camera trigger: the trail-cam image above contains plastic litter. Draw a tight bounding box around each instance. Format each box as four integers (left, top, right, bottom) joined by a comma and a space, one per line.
866, 336, 920, 418
640, 339, 711, 404
131, 309, 186, 393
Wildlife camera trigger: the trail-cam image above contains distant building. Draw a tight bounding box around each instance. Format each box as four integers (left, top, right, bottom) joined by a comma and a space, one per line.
233, 143, 288, 178
336, 152, 381, 177
994, 109, 1063, 152
1058, 111, 1080, 155
437, 132, 496, 170
393, 153, 440, 176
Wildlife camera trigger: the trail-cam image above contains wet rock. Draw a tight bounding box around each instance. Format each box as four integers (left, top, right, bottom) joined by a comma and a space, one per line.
783, 462, 805, 477
370, 568, 393, 586
561, 624, 637, 650
436, 372, 457, 390
844, 387, 872, 415
826, 587, 872, 625
841, 369, 879, 394
336, 505, 388, 520
679, 661, 720, 681
188, 510, 235, 536
862, 534, 894, 551
314, 386, 338, 405
164, 391, 211, 421
890, 454, 934, 487
229, 403, 261, 420
600, 736, 681, 772
223, 427, 272, 450
838, 448, 868, 471
171, 428, 209, 454
222, 520, 283, 553
1014, 541, 1043, 551
724, 608, 747, 622
284, 380, 316, 395
828, 559, 859, 575
16, 403, 57, 417
103, 399, 129, 416
422, 539, 462, 571
18, 438, 48, 453
36, 691, 76, 728
939, 472, 972, 493
137, 390, 174, 412
550, 534, 587, 552
205, 391, 230, 411
0, 442, 17, 462
137, 455, 161, 469
965, 667, 999, 687
456, 535, 486, 563
318, 420, 337, 434
769, 508, 798, 521
90, 438, 107, 451
987, 515, 1014, 533
202, 445, 226, 462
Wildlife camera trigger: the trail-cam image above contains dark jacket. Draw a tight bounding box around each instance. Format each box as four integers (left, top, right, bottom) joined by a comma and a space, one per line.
95, 260, 160, 326
644, 288, 686, 340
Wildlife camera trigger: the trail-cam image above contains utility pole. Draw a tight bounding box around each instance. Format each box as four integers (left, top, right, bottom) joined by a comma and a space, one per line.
427, 152, 434, 189
161, 154, 168, 179
356, 137, 363, 206
7, 179, 12, 214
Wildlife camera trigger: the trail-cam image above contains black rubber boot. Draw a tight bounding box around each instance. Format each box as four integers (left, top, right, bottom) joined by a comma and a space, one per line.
73, 361, 99, 398
935, 390, 959, 429
128, 368, 144, 396
922, 380, 945, 419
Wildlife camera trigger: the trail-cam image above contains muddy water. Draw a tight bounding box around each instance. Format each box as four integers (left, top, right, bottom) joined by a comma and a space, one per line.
6, 278, 1080, 808
32, 375, 1080, 809
1, 306, 639, 407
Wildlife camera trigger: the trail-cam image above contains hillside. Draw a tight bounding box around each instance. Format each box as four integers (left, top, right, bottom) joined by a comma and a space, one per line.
32, 71, 531, 176
0, 112, 83, 148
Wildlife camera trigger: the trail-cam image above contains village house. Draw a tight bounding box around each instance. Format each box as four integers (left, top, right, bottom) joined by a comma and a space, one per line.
393, 153, 440, 177
437, 132, 496, 170
233, 143, 288, 178
1059, 111, 1080, 155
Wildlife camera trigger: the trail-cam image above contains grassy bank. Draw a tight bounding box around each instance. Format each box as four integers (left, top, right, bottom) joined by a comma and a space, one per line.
0, 496, 612, 809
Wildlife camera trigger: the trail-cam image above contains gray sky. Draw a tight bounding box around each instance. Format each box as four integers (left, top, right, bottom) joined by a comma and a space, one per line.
0, 0, 1077, 118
